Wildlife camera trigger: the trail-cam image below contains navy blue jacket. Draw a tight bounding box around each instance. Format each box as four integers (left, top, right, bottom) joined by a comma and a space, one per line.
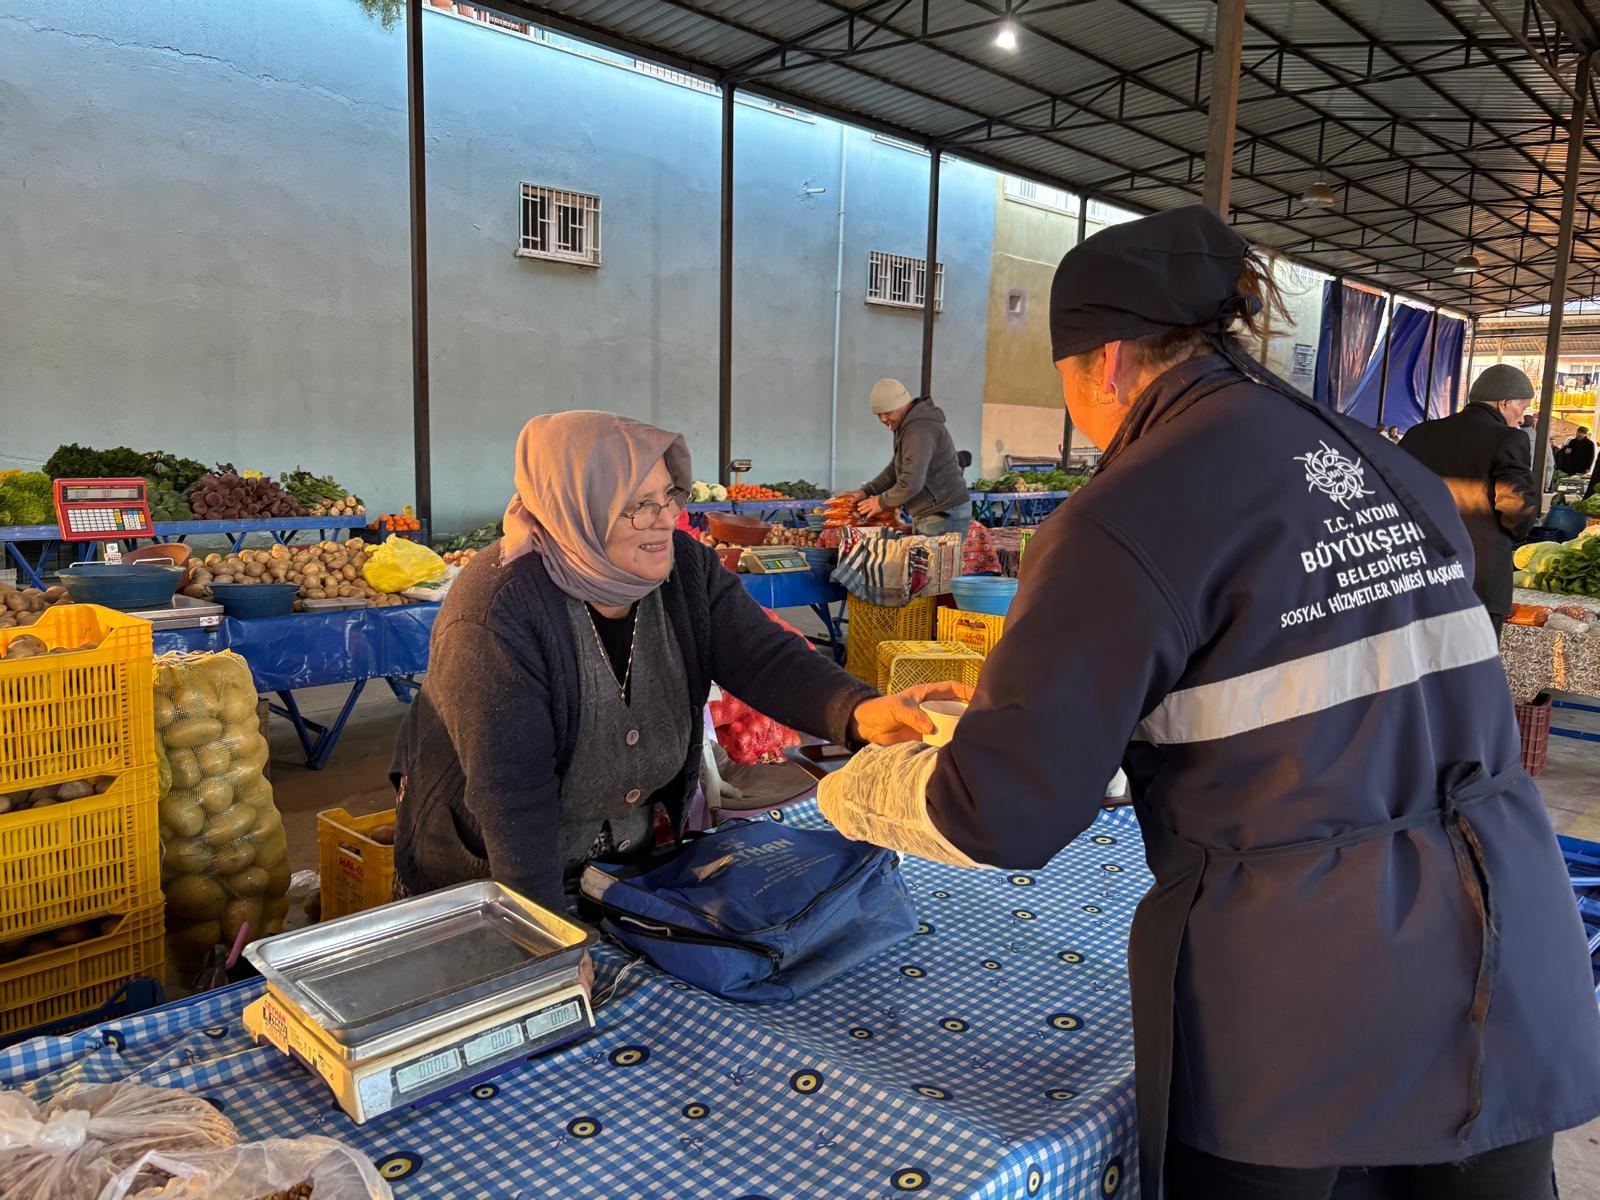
392, 533, 875, 908
928, 356, 1600, 1187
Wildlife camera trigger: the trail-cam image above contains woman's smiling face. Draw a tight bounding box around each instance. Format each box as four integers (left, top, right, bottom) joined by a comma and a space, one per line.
605, 458, 679, 583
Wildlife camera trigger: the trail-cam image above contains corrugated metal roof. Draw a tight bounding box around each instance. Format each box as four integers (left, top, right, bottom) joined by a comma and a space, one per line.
499, 0, 1600, 315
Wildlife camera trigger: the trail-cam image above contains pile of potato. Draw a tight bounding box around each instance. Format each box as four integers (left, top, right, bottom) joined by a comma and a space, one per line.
0, 773, 114, 816
155, 652, 290, 973
0, 583, 71, 629
182, 540, 409, 609
0, 916, 121, 963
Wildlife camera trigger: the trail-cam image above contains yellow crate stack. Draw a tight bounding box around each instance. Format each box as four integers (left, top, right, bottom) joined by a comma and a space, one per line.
0, 606, 163, 1034
937, 608, 1007, 657
874, 640, 986, 694
318, 807, 398, 919
845, 596, 935, 683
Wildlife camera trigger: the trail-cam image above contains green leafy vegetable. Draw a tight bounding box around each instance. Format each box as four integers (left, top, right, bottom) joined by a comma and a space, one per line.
0, 471, 56, 526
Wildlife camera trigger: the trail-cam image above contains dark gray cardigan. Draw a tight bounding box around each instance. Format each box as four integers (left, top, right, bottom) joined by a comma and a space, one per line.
392, 531, 876, 907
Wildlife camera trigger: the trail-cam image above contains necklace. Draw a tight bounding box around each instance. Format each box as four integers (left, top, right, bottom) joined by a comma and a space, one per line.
586, 603, 639, 702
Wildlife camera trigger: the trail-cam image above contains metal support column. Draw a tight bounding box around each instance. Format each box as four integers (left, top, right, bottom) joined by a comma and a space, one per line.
1201, 0, 1247, 214
1375, 292, 1396, 427
920, 148, 941, 399
1061, 195, 1090, 463
1328, 276, 1345, 410
1423, 307, 1440, 420
406, 0, 431, 526
1459, 318, 1478, 414
719, 84, 735, 485
1535, 54, 1594, 492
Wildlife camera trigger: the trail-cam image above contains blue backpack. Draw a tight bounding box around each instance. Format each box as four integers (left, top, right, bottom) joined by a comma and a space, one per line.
578, 819, 917, 1002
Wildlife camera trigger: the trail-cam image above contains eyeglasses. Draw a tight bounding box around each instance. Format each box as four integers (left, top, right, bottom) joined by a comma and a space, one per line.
620, 487, 687, 530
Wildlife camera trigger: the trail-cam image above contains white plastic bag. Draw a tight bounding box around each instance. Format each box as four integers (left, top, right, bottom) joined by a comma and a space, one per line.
97, 1136, 393, 1199
0, 1083, 235, 1199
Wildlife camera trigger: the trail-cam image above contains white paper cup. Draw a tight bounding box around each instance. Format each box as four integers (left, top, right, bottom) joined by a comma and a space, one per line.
920, 700, 969, 747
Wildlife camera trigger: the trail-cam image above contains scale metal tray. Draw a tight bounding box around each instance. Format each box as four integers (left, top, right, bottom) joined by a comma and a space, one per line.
244, 881, 595, 1049
127, 593, 224, 629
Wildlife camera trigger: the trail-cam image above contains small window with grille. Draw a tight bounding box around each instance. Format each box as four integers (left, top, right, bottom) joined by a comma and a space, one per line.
519, 185, 602, 267
866, 250, 944, 313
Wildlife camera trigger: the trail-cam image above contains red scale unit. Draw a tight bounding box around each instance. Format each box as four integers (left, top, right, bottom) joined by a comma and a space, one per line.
53, 478, 153, 542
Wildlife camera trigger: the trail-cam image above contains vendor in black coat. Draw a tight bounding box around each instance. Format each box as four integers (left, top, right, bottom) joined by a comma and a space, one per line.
1559, 427, 1594, 475
1399, 364, 1539, 634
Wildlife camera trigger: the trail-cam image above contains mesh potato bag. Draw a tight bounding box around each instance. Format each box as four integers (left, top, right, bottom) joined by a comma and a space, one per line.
154, 652, 288, 974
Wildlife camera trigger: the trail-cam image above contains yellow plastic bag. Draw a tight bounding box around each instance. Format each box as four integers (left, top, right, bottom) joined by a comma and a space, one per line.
362, 535, 448, 594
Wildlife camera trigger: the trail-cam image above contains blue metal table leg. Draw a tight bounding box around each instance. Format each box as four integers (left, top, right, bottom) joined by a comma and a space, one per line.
269, 680, 367, 770
5, 539, 58, 590
808, 601, 847, 664
1552, 699, 1600, 742
1554, 700, 1600, 714
385, 675, 420, 703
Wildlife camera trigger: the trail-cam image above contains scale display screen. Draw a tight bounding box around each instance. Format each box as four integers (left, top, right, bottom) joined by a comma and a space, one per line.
526, 999, 581, 1040
394, 1047, 462, 1094
463, 1020, 525, 1065
52, 477, 153, 542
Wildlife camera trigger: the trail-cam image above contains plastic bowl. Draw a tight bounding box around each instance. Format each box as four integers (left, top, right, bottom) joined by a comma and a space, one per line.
801, 547, 835, 575
949, 574, 1019, 617
209, 582, 299, 619
1544, 504, 1587, 540
56, 563, 183, 611
707, 512, 771, 546
716, 548, 744, 573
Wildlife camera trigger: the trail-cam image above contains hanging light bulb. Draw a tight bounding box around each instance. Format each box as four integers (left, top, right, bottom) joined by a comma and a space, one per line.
1452, 249, 1482, 274
1299, 179, 1337, 207
995, 19, 1019, 50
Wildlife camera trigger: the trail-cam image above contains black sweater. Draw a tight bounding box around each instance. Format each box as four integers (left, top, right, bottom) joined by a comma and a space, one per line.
392, 531, 877, 907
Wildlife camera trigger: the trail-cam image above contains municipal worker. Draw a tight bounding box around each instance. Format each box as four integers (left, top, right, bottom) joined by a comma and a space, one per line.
818, 206, 1600, 1199
845, 378, 971, 535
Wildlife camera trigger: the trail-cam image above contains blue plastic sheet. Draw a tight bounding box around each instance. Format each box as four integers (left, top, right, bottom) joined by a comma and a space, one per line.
152, 604, 438, 691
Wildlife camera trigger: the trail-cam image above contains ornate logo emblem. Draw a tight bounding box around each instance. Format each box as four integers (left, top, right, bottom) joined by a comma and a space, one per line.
1294, 441, 1374, 509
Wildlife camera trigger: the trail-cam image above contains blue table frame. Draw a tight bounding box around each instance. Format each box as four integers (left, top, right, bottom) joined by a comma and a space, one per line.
737, 570, 847, 662
153, 604, 438, 770
968, 491, 1069, 527
0, 516, 369, 590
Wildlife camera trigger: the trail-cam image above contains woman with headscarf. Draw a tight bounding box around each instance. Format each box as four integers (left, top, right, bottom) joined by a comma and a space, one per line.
817, 208, 1600, 1199
391, 411, 964, 916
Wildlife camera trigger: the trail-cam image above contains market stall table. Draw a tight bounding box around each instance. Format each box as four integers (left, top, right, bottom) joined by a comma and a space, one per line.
0, 800, 1144, 1199
1502, 588, 1600, 742
153, 604, 438, 770
737, 570, 847, 662
968, 492, 1069, 528
0, 516, 370, 590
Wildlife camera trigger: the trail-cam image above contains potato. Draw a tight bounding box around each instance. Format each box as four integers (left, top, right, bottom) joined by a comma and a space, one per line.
253, 829, 288, 870
210, 838, 256, 875
196, 743, 232, 778
28, 786, 58, 804
220, 687, 258, 726
152, 693, 179, 730
55, 780, 94, 802
222, 866, 270, 898
23, 936, 57, 957
222, 898, 263, 941
53, 921, 94, 946
167, 873, 228, 922
249, 803, 283, 841
181, 585, 210, 600
93, 775, 114, 794
164, 717, 223, 749
164, 836, 213, 876
202, 804, 256, 846
221, 731, 270, 775
159, 793, 206, 839
3, 634, 48, 660
233, 775, 273, 808
42, 586, 66, 601
369, 824, 396, 846
195, 777, 234, 815
167, 919, 222, 962
262, 894, 291, 922
168, 748, 203, 790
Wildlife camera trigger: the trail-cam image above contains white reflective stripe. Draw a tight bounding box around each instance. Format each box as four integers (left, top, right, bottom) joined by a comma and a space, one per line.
1137, 605, 1499, 746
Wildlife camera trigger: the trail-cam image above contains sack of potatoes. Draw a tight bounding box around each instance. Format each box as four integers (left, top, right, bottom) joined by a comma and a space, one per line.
154, 651, 290, 975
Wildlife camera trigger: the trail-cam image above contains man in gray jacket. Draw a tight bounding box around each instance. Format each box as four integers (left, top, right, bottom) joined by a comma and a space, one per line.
849, 378, 972, 535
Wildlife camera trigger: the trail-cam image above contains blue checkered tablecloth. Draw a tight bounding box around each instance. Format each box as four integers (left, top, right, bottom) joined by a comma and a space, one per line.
0, 801, 1147, 1200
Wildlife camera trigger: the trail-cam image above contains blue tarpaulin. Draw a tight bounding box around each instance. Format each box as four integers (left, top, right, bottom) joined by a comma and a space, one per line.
1340, 305, 1466, 431
1314, 282, 1386, 413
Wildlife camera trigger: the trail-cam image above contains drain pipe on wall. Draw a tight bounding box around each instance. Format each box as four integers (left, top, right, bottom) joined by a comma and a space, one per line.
828, 123, 849, 491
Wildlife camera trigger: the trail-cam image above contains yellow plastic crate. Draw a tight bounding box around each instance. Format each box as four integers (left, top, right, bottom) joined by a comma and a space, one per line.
318, 807, 397, 919
0, 605, 156, 794
845, 596, 935, 683
0, 762, 161, 944
0, 902, 164, 1037
937, 608, 1007, 658
873, 640, 982, 693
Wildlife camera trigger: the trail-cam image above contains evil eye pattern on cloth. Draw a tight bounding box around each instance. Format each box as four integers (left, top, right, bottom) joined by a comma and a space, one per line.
0, 800, 1147, 1200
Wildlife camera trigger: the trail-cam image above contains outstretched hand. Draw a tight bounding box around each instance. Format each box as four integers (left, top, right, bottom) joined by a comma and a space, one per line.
852, 681, 975, 745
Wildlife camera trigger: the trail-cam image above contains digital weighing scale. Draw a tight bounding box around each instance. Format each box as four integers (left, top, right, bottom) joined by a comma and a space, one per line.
126, 594, 224, 631
243, 881, 597, 1123
740, 546, 809, 573
52, 478, 152, 542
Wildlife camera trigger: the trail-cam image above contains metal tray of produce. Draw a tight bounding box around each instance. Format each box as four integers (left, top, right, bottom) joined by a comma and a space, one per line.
244, 881, 596, 1046
300, 597, 368, 611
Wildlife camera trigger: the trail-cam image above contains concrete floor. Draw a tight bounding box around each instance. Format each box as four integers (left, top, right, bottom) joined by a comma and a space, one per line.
262, 682, 1600, 1194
